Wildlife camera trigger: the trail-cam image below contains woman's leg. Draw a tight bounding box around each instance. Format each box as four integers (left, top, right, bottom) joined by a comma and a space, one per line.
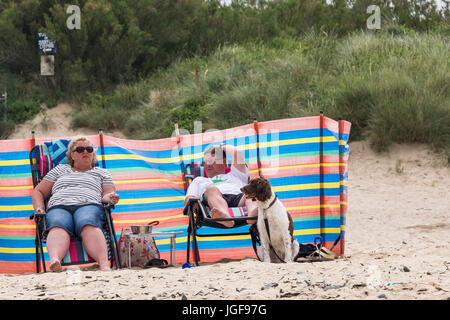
45, 206, 74, 272
80, 225, 110, 271
46, 227, 71, 271
74, 204, 110, 270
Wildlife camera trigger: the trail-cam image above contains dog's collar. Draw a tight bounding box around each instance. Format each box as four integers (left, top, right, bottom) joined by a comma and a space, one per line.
265, 194, 278, 210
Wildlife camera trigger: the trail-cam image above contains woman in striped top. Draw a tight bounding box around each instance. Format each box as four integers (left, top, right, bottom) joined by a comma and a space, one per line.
32, 137, 120, 272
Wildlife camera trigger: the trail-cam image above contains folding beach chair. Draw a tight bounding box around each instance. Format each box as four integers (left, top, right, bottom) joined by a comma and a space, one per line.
183, 162, 258, 266
28, 139, 121, 272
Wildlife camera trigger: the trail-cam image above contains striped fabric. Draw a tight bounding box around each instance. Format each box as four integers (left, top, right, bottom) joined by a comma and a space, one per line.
61, 240, 93, 265
0, 116, 350, 274
228, 207, 248, 218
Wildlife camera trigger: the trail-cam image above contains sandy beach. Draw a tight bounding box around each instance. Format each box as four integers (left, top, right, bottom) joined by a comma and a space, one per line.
0, 135, 448, 300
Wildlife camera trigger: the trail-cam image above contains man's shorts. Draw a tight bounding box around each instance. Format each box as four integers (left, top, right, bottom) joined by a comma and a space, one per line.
44, 204, 106, 239
202, 192, 245, 208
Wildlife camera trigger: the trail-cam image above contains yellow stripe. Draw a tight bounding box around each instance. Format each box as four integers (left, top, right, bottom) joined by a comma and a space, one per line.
287, 204, 340, 211
0, 224, 34, 229
115, 178, 185, 185
0, 185, 33, 190
272, 182, 340, 192
0, 247, 47, 254
258, 136, 337, 148
0, 159, 30, 166
0, 205, 34, 211
294, 227, 341, 236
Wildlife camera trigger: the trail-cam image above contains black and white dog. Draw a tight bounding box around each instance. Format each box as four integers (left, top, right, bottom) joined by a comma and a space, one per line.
241, 177, 299, 263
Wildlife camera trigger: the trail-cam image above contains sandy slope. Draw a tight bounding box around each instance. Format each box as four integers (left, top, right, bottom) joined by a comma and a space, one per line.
1, 108, 449, 300
8, 103, 126, 140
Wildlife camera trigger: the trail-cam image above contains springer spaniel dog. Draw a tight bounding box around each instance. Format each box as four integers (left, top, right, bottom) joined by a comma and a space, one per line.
241, 177, 299, 263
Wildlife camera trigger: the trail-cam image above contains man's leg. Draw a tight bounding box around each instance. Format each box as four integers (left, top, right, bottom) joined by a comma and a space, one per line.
241, 195, 258, 224
204, 186, 234, 227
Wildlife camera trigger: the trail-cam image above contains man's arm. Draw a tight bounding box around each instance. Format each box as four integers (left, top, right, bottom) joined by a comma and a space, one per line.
220, 143, 247, 173
184, 178, 201, 206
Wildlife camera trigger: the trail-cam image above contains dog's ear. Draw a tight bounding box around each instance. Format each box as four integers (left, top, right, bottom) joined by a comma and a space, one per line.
255, 178, 272, 202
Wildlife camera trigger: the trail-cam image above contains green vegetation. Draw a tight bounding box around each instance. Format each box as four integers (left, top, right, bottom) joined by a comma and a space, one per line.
72, 32, 450, 161
0, 0, 449, 160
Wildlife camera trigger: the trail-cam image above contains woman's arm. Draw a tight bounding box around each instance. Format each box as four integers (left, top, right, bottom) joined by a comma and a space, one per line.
32, 180, 54, 213
102, 185, 120, 205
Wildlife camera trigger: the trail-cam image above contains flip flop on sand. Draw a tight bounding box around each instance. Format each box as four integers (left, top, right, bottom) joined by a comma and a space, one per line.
143, 258, 170, 269
317, 247, 336, 260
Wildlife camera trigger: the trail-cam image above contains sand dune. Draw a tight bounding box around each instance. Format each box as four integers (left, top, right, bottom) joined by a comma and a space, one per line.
8, 103, 126, 140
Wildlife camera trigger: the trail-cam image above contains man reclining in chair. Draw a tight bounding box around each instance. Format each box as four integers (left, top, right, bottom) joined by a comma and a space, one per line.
184, 143, 258, 227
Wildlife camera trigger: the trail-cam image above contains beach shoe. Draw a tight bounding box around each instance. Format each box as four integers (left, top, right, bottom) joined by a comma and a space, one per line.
143, 258, 170, 269
317, 247, 336, 260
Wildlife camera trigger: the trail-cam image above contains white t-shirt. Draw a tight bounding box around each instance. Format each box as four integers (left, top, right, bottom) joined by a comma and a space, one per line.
186, 165, 249, 197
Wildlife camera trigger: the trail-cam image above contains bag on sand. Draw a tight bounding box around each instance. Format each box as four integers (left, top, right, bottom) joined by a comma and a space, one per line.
118, 221, 160, 268
249, 224, 336, 262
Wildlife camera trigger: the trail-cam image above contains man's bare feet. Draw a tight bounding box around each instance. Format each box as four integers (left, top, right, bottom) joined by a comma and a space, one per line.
49, 258, 62, 272
210, 207, 234, 227
246, 207, 258, 225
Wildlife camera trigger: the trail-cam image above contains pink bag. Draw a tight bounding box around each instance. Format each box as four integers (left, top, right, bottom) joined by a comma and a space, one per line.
118, 221, 160, 268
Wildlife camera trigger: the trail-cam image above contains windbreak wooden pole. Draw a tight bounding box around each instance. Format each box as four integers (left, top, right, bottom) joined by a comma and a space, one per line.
338, 117, 345, 255
319, 111, 325, 239
98, 128, 107, 169
174, 120, 187, 190
253, 118, 262, 178
31, 130, 36, 148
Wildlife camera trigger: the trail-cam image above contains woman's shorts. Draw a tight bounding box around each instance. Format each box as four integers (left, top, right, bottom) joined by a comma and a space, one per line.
44, 204, 106, 239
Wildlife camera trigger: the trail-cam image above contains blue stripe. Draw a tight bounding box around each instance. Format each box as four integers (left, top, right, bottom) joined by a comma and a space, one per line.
0, 252, 49, 261
0, 239, 36, 247
269, 174, 340, 186
0, 151, 30, 161
276, 188, 340, 199
0, 196, 32, 206
0, 210, 34, 219
0, 164, 30, 174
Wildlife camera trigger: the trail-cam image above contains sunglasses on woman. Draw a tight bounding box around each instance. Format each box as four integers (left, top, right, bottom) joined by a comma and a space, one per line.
74, 146, 94, 153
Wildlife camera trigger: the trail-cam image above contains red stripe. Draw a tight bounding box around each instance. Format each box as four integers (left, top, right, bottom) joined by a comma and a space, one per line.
68, 240, 77, 263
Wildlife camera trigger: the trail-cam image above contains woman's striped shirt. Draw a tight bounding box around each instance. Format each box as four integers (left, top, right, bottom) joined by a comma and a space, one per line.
43, 164, 115, 209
